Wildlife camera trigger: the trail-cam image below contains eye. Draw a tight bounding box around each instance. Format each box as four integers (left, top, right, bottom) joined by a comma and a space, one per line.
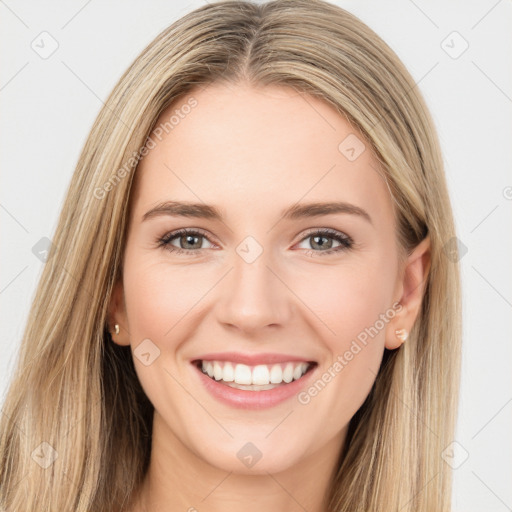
156, 227, 353, 257
157, 228, 215, 256
295, 228, 353, 256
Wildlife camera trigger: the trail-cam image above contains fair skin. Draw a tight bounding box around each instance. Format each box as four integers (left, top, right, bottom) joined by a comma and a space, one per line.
109, 82, 430, 512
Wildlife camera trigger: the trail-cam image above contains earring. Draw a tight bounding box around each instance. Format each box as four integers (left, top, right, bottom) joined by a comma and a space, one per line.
395, 328, 408, 342
114, 324, 120, 335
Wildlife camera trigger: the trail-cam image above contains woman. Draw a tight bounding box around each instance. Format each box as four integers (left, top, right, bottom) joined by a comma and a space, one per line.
0, 1, 462, 510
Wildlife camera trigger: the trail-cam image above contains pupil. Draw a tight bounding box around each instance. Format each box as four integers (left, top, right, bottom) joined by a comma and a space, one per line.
183, 235, 200, 249
312, 235, 331, 250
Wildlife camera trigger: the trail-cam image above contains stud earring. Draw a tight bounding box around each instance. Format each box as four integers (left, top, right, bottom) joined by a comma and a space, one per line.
114, 324, 120, 335
395, 328, 408, 342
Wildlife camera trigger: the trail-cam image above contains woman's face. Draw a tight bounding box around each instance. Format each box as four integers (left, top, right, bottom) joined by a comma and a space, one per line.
110, 82, 426, 474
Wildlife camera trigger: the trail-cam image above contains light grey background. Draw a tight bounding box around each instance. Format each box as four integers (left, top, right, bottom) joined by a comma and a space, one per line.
1, 1, 511, 510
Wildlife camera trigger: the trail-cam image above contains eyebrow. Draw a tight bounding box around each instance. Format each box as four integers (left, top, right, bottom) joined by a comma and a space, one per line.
142, 200, 373, 225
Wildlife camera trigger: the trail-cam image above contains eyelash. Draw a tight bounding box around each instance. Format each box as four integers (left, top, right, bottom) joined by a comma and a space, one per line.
156, 227, 353, 257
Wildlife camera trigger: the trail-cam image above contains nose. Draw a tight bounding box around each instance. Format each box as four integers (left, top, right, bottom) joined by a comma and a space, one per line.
215, 246, 293, 335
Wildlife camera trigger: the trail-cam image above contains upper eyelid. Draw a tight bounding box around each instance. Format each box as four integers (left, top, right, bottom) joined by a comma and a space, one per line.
163, 227, 216, 243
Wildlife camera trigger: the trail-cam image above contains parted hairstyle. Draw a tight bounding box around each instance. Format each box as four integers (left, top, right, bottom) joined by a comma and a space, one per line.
0, 1, 462, 510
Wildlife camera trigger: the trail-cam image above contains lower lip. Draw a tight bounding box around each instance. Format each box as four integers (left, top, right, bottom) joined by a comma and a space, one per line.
191, 362, 317, 410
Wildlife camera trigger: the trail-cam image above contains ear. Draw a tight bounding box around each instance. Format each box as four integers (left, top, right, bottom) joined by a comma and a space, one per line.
385, 235, 431, 350
107, 277, 131, 346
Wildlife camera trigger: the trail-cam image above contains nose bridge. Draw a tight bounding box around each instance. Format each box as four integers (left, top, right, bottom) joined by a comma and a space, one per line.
217, 238, 291, 331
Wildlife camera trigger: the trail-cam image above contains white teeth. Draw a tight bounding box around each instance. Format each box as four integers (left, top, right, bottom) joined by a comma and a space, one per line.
234, 364, 252, 385
199, 360, 311, 386
282, 363, 294, 383
222, 362, 234, 382
269, 364, 282, 384
252, 364, 270, 385
203, 360, 214, 378
293, 364, 303, 380
213, 361, 223, 381
224, 382, 279, 391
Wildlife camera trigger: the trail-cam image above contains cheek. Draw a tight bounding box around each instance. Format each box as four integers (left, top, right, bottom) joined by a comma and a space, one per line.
121, 255, 211, 419
123, 254, 209, 341
289, 257, 395, 416
291, 256, 395, 351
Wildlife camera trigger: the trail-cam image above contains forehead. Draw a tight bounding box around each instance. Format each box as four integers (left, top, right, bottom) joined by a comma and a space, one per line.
131, 82, 391, 225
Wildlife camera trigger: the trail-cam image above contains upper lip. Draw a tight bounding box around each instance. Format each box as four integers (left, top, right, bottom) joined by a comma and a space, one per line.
192, 352, 316, 366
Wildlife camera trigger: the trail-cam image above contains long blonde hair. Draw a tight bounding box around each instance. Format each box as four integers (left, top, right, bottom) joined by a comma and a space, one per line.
0, 1, 462, 510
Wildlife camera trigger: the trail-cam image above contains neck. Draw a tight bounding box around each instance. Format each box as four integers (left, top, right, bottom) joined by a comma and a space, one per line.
128, 410, 347, 512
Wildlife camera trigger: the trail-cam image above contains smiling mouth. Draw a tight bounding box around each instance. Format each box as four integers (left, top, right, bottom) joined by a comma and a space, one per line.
192, 359, 317, 391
